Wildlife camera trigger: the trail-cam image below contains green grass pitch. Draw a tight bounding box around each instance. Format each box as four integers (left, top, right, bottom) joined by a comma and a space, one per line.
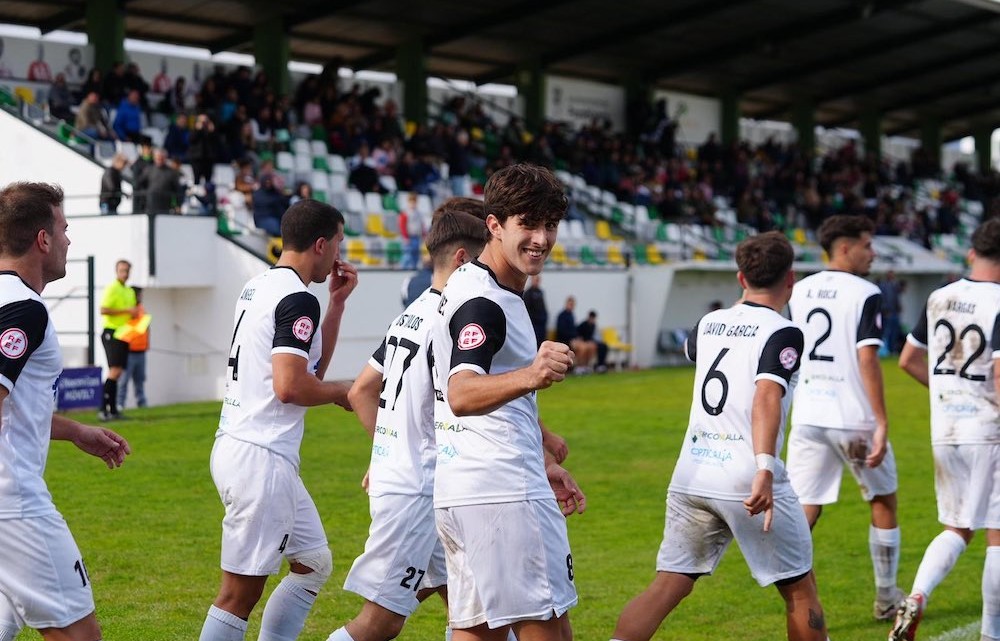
24, 360, 985, 640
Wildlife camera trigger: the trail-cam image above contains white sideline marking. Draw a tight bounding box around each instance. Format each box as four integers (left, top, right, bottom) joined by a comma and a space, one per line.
927, 620, 980, 641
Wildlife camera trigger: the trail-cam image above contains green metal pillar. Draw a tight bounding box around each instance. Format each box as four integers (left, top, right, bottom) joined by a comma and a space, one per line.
517, 62, 545, 133
792, 96, 815, 156
720, 89, 740, 146
396, 38, 427, 127
254, 18, 289, 96
85, 0, 125, 74
860, 106, 881, 160
973, 123, 993, 175
920, 117, 942, 167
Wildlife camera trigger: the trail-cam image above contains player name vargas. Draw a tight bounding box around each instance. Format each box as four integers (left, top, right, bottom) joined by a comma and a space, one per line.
701, 322, 759, 337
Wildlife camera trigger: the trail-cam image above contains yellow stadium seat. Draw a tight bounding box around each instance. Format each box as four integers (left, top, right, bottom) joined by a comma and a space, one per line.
595, 220, 622, 242
647, 243, 664, 265
602, 327, 633, 369
549, 243, 568, 265
346, 239, 367, 264
793, 228, 807, 245
606, 243, 626, 265
365, 214, 388, 237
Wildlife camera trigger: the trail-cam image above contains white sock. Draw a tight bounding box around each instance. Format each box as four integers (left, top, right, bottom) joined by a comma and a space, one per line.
0, 627, 18, 641
445, 626, 452, 641
983, 547, 1000, 640
870, 525, 901, 596
258, 577, 317, 641
507, 629, 517, 641
200, 605, 248, 641
912, 529, 967, 599
327, 627, 356, 641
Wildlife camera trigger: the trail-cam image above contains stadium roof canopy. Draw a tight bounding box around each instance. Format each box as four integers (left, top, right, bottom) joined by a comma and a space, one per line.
5, 0, 1000, 139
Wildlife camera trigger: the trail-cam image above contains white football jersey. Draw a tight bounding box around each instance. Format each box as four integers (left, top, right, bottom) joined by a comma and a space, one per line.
430, 261, 553, 508
907, 278, 1000, 444
789, 270, 883, 430
217, 267, 322, 469
0, 272, 62, 519
669, 302, 803, 501
366, 288, 440, 497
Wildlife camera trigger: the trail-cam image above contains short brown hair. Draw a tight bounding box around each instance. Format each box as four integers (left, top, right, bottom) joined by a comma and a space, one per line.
432, 197, 486, 223
971, 217, 1000, 261
425, 210, 488, 268
280, 199, 344, 251
817, 215, 874, 254
0, 182, 63, 258
483, 164, 567, 228
736, 231, 794, 288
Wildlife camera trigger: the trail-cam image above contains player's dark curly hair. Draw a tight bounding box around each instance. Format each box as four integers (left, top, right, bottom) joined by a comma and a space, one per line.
817, 215, 875, 254
0, 182, 62, 258
971, 217, 1000, 261
736, 231, 794, 288
483, 164, 567, 229
432, 197, 486, 223
280, 199, 345, 251
426, 210, 489, 268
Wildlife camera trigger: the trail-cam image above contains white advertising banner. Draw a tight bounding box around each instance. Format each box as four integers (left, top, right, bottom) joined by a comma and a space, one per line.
652, 89, 720, 146
546, 75, 625, 132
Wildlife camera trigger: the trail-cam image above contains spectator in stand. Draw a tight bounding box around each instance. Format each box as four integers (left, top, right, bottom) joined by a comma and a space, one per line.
123, 62, 150, 112
160, 76, 187, 115
141, 148, 181, 215
163, 114, 190, 161
446, 128, 471, 196
252, 172, 288, 236
524, 274, 548, 348
289, 181, 313, 206
349, 143, 382, 194
398, 192, 424, 270
130, 138, 153, 214
233, 159, 257, 207
26, 43, 52, 83
81, 68, 103, 100
112, 89, 143, 142
188, 113, 220, 187
102, 62, 127, 107
877, 270, 905, 357
250, 104, 275, 152
48, 73, 74, 122
555, 296, 596, 372
75, 91, 114, 141
576, 310, 609, 373
100, 154, 128, 214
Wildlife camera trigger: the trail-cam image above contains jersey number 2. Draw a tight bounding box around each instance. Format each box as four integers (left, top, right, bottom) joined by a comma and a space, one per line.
806, 308, 834, 362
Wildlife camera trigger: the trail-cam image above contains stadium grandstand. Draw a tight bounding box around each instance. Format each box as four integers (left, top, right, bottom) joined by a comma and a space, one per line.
0, 0, 995, 405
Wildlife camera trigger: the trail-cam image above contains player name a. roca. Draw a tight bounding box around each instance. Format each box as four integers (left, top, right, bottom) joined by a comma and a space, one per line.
701, 322, 760, 337
805, 288, 837, 299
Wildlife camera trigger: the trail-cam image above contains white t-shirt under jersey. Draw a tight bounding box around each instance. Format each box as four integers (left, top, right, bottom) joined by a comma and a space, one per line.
789, 270, 883, 431
669, 302, 803, 501
217, 266, 322, 469
430, 260, 553, 508
907, 277, 1000, 445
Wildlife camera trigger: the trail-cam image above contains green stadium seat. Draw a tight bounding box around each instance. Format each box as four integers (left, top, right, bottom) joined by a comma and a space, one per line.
386, 240, 403, 266
632, 243, 649, 265
580, 244, 605, 266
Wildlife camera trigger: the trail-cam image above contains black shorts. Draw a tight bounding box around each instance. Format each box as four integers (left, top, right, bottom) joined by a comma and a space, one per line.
101, 328, 129, 368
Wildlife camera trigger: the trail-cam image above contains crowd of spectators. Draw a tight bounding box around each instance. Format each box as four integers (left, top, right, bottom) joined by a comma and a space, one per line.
38, 55, 997, 241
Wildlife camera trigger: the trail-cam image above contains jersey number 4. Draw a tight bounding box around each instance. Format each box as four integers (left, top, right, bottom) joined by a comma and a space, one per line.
379, 336, 420, 410
933, 320, 987, 381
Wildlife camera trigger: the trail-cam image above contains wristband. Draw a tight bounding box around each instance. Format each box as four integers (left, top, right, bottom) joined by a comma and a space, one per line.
755, 453, 777, 473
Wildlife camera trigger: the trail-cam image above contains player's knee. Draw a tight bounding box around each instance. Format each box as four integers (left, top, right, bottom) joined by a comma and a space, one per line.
286, 546, 332, 593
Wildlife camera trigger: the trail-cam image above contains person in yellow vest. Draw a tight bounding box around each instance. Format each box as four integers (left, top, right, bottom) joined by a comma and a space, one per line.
98, 259, 137, 420
116, 287, 150, 409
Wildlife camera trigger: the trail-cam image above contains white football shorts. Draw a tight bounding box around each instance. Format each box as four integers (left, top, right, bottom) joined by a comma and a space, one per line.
656, 490, 813, 587
211, 434, 328, 575
343, 493, 447, 616
786, 423, 898, 504
435, 499, 578, 629
932, 443, 1000, 530
0, 512, 95, 628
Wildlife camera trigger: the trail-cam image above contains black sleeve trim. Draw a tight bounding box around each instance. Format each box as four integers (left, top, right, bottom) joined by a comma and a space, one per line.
371, 336, 388, 368
685, 319, 700, 362
991, 311, 1000, 355
757, 326, 804, 385
910, 303, 929, 345
449, 297, 507, 373
0, 300, 49, 387
273, 291, 321, 353
857, 293, 883, 342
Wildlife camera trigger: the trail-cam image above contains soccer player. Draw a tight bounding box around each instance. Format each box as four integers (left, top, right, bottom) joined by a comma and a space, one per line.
98, 258, 137, 420
610, 231, 827, 641
199, 199, 358, 641
0, 182, 131, 641
328, 207, 489, 641
787, 215, 904, 620
430, 164, 585, 641
891, 219, 1000, 641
